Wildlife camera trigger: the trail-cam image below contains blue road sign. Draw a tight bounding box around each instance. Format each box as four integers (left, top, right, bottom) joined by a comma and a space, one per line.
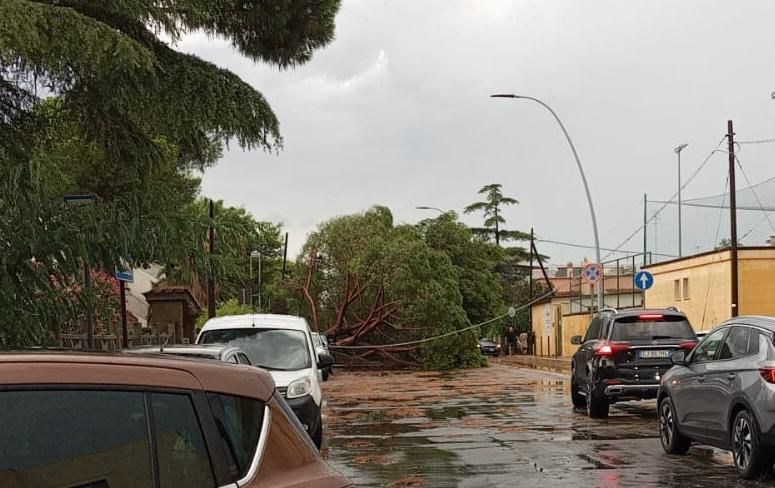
634, 271, 654, 291
115, 258, 133, 283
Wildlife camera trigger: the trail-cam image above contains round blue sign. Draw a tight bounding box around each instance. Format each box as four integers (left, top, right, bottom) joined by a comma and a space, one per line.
634, 271, 654, 290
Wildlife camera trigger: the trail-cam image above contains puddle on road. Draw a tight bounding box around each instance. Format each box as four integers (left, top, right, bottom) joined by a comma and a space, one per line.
324, 364, 764, 487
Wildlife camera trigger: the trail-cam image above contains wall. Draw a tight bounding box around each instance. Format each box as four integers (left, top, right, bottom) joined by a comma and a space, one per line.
739, 250, 775, 318
644, 248, 775, 332
561, 313, 592, 357
531, 299, 591, 358
147, 301, 184, 342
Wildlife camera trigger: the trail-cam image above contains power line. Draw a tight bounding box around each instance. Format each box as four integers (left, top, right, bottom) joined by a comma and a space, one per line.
647, 200, 775, 212
536, 238, 676, 258
734, 156, 775, 234
603, 139, 727, 260
329, 289, 555, 350
737, 138, 775, 145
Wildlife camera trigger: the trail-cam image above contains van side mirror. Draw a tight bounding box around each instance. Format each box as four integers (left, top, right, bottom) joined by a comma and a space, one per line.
571, 335, 583, 345
318, 352, 334, 369
670, 350, 687, 366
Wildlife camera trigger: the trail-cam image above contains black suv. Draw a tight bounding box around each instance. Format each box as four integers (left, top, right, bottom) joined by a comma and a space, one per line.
570, 308, 697, 418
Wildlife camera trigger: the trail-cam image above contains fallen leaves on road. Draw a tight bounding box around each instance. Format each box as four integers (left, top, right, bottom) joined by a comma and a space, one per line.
352, 454, 397, 465
391, 475, 426, 487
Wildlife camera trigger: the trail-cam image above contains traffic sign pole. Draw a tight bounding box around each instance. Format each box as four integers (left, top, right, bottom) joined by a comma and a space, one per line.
120, 280, 128, 348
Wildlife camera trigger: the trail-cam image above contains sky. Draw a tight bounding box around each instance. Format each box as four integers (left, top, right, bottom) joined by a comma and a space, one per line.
179, 0, 775, 265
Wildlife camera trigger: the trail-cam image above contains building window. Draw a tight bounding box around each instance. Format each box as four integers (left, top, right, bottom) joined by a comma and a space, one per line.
682, 277, 689, 300
674, 279, 681, 301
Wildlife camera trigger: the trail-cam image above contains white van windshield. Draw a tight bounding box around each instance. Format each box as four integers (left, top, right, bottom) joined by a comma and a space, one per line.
199, 328, 311, 371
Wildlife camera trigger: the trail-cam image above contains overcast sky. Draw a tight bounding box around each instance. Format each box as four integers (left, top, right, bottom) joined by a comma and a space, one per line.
180, 0, 775, 265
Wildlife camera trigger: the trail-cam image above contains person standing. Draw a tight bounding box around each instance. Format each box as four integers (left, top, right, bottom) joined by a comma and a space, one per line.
506, 325, 517, 356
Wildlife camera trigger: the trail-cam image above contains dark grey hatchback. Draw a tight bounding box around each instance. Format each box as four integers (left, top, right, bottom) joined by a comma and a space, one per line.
658, 316, 775, 480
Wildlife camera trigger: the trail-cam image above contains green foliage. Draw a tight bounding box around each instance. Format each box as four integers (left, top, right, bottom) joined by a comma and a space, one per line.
420, 213, 505, 327
196, 298, 253, 328
295, 207, 485, 370
0, 0, 338, 345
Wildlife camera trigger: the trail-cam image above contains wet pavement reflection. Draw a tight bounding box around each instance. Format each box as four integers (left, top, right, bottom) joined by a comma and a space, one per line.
322, 360, 772, 487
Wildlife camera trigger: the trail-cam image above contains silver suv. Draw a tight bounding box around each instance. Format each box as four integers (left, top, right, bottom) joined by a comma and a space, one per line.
658, 316, 775, 479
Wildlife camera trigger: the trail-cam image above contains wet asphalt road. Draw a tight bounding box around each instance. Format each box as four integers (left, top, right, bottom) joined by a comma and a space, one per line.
322, 360, 773, 488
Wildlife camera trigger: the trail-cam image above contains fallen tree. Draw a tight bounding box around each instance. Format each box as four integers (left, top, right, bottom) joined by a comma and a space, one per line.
291, 206, 488, 370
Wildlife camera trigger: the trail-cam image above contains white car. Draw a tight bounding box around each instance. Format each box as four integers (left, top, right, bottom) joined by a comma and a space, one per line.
196, 314, 333, 448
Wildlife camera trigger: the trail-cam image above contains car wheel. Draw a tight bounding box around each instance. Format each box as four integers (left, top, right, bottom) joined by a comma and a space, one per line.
732, 409, 771, 479
570, 368, 585, 409
586, 377, 609, 419
311, 413, 323, 450
658, 397, 690, 454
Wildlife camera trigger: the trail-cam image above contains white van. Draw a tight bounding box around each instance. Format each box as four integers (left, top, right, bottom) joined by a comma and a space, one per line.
196, 314, 333, 448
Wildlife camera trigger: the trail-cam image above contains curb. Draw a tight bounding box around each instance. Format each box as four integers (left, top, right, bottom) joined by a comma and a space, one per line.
496, 355, 572, 373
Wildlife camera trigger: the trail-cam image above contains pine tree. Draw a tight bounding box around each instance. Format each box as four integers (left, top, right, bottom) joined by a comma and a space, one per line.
0, 0, 341, 345
464, 184, 529, 246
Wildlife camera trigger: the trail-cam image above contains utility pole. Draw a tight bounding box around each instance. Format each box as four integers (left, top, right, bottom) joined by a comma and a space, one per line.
528, 228, 534, 297
643, 193, 647, 265
282, 232, 289, 278
207, 198, 216, 319
728, 120, 739, 317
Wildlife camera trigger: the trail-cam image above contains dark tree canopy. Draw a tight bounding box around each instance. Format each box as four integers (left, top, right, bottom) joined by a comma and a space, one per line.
0, 0, 341, 345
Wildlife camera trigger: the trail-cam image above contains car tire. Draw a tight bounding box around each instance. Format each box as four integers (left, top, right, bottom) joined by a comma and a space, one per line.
570, 368, 585, 409
586, 378, 609, 419
311, 412, 323, 450
732, 409, 772, 479
658, 396, 690, 455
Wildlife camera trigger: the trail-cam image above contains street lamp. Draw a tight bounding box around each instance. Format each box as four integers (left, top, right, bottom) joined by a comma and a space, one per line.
674, 143, 688, 258
490, 93, 603, 310
249, 250, 262, 311
416, 206, 446, 215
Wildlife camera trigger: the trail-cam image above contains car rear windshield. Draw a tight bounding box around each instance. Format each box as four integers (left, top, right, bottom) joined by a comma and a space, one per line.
199, 328, 311, 371
611, 315, 695, 341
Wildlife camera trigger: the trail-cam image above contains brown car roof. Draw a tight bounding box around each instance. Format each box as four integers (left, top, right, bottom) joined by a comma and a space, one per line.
0, 351, 275, 401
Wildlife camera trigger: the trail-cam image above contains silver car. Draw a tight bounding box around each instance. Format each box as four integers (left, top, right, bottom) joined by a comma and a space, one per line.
658, 316, 775, 479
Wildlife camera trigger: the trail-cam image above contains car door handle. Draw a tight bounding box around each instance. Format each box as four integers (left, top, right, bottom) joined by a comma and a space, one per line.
727, 373, 736, 381
697, 375, 705, 383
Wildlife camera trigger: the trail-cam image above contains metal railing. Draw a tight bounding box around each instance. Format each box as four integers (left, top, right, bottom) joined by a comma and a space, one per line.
59, 333, 163, 351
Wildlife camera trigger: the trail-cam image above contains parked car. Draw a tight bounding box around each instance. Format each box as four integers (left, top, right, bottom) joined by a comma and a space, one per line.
197, 314, 334, 449
312, 332, 334, 381
479, 338, 502, 356
695, 330, 710, 340
658, 316, 775, 479
0, 351, 352, 488
570, 308, 697, 418
125, 343, 253, 365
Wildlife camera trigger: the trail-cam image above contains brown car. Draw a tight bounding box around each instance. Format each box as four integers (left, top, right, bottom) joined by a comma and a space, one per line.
0, 351, 352, 488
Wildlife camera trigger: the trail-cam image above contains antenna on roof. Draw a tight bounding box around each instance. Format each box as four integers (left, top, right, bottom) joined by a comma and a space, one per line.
252, 313, 256, 327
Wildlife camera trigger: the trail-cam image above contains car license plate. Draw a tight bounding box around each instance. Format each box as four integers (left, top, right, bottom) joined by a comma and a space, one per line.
640, 349, 670, 359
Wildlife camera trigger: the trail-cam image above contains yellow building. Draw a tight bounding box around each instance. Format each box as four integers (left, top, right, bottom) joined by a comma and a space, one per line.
643, 247, 775, 332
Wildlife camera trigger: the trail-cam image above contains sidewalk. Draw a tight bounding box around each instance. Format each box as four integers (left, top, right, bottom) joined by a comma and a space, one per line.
496, 354, 571, 373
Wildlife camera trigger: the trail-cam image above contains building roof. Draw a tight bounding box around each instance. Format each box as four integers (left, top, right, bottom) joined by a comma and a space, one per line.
200, 314, 310, 333
643, 246, 775, 270
144, 287, 202, 314
0, 351, 274, 400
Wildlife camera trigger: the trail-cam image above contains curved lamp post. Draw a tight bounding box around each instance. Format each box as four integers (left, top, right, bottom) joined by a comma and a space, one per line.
490, 94, 603, 310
